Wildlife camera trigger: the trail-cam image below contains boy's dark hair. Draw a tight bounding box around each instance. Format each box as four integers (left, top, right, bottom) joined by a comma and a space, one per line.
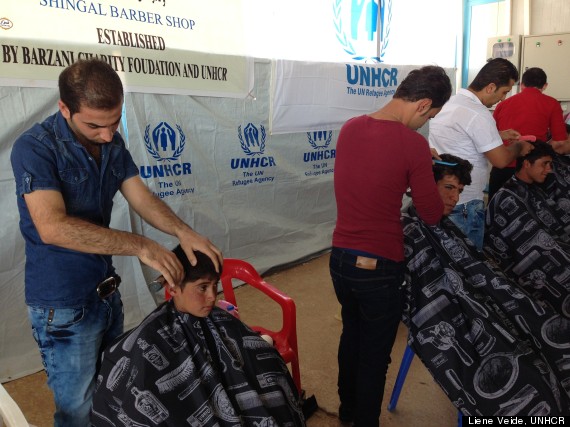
469, 58, 519, 91
59, 59, 124, 116
522, 67, 547, 88
433, 154, 473, 186
172, 245, 221, 288
393, 65, 452, 108
515, 140, 556, 172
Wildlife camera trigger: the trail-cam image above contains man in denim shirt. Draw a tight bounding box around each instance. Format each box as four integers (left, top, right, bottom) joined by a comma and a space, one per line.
10, 59, 222, 427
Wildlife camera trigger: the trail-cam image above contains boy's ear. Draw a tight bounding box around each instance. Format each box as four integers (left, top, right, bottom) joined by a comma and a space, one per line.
522, 159, 532, 170
167, 283, 180, 296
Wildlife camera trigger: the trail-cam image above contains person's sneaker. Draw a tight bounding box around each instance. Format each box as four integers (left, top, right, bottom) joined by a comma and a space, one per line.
338, 404, 353, 423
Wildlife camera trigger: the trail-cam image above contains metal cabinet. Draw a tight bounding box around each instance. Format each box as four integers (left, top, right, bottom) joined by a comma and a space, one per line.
521, 32, 570, 101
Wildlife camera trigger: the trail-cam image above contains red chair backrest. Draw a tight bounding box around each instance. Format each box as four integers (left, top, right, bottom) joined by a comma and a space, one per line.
220, 258, 301, 392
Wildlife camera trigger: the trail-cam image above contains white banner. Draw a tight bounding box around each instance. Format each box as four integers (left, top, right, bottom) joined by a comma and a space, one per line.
0, 0, 253, 98
270, 60, 456, 134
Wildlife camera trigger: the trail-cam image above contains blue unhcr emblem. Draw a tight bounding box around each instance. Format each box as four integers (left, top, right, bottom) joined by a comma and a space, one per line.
238, 123, 266, 156
144, 122, 186, 162
333, 0, 392, 62
307, 131, 332, 149
304, 131, 336, 163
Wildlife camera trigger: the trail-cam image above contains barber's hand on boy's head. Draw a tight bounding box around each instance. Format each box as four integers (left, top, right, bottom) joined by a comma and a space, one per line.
178, 229, 223, 273
518, 139, 535, 157
138, 240, 185, 287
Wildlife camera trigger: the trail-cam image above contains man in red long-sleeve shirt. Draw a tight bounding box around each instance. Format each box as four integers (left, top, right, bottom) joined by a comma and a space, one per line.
330, 65, 450, 427
489, 67, 569, 201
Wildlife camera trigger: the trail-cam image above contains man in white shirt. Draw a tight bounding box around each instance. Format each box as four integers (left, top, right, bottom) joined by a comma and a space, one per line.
429, 58, 532, 250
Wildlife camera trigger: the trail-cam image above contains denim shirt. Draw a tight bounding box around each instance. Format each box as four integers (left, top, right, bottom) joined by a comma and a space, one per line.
10, 112, 139, 307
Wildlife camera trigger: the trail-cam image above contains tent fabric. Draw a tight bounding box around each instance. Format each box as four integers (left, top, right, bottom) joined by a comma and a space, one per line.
91, 302, 305, 426
402, 207, 570, 416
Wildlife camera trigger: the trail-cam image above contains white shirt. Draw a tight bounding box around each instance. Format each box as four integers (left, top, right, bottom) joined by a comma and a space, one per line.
429, 88, 503, 204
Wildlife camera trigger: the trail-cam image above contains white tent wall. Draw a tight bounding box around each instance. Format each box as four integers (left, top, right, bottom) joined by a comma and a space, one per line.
123, 59, 339, 266
0, 59, 338, 381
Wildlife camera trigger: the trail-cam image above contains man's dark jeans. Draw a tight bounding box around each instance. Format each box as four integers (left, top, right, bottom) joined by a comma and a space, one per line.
330, 247, 404, 427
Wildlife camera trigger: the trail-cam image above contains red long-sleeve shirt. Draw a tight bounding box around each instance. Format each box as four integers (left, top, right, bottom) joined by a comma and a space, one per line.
493, 87, 568, 168
332, 115, 444, 262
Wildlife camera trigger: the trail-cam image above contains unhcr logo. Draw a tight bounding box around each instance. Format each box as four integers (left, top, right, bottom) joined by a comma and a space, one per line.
231, 123, 276, 169
333, 0, 392, 63
304, 131, 336, 162
140, 121, 192, 179
304, 131, 335, 177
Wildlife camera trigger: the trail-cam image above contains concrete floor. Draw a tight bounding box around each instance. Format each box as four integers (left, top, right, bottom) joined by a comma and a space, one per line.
2, 252, 457, 426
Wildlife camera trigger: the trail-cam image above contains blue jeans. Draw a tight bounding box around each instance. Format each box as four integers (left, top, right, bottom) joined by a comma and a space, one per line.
448, 199, 485, 250
330, 248, 404, 427
28, 292, 124, 427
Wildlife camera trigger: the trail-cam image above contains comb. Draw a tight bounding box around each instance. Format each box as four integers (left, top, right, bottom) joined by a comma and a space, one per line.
433, 159, 458, 166
519, 135, 537, 142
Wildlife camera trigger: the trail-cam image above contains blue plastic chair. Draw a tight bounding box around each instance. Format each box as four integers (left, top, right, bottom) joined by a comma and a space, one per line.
388, 344, 462, 427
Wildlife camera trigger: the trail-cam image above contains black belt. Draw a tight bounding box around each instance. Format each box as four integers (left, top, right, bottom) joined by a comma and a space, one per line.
96, 275, 121, 299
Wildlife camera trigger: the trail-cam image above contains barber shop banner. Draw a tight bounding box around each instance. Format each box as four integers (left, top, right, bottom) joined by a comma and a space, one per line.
270, 60, 456, 134
0, 0, 252, 97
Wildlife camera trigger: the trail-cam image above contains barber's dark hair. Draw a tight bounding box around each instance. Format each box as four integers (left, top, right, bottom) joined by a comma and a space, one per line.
433, 153, 473, 186
521, 67, 547, 89
515, 140, 556, 171
393, 65, 452, 108
172, 245, 220, 289
59, 59, 124, 116
469, 58, 519, 91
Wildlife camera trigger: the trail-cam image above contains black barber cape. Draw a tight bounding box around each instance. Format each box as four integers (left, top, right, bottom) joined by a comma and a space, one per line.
402, 206, 570, 416
91, 302, 305, 426
545, 153, 570, 214
485, 158, 570, 319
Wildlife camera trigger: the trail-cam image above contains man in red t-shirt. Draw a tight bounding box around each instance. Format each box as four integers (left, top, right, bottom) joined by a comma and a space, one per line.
489, 67, 568, 201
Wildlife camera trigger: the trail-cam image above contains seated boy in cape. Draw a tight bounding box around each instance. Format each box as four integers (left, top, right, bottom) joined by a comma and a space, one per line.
91, 247, 305, 426
485, 141, 570, 318
402, 153, 570, 416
